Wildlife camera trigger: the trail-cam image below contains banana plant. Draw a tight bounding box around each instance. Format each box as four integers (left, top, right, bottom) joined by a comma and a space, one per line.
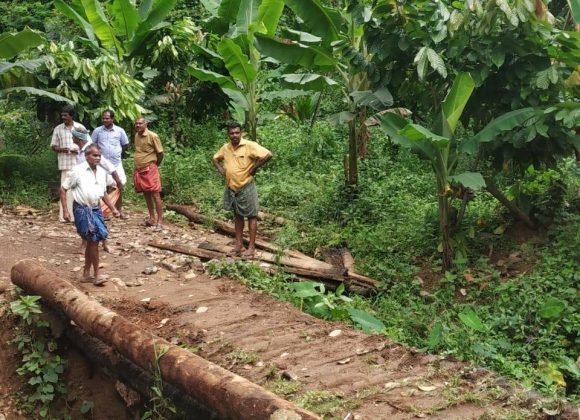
254, 0, 392, 190
188, 0, 285, 140
379, 72, 537, 270
0, 28, 72, 104
54, 0, 178, 59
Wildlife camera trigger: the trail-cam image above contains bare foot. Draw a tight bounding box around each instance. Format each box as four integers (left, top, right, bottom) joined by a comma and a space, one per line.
228, 247, 244, 257
241, 248, 256, 258
103, 243, 113, 253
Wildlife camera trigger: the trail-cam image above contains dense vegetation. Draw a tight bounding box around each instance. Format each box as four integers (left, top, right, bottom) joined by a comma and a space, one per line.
1, 0, 578, 414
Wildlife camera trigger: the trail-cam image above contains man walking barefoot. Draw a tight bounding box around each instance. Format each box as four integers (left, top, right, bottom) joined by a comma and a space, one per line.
133, 117, 164, 229
60, 144, 119, 286
212, 122, 272, 257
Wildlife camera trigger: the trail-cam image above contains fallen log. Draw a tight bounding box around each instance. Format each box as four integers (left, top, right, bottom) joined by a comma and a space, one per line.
198, 241, 345, 276
198, 241, 379, 290
341, 249, 356, 272
147, 240, 375, 292
149, 240, 225, 261
167, 204, 314, 262
11, 260, 319, 420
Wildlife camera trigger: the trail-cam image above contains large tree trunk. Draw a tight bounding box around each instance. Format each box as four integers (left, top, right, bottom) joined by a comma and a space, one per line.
484, 177, 536, 229
11, 260, 319, 420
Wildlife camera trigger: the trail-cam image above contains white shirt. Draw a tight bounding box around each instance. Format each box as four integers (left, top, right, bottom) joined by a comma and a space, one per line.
50, 122, 86, 170
62, 161, 108, 208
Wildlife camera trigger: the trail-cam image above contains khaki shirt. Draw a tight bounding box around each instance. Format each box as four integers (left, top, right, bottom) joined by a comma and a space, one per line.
213, 139, 271, 191
134, 129, 163, 170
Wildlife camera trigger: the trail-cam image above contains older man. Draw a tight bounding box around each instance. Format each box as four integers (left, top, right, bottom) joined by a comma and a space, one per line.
91, 109, 129, 218
72, 127, 124, 254
50, 104, 86, 222
61, 144, 119, 286
133, 117, 164, 229
212, 122, 272, 257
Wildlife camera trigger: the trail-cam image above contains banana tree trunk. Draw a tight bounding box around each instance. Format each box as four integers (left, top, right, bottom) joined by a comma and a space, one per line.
436, 179, 453, 271
347, 118, 358, 190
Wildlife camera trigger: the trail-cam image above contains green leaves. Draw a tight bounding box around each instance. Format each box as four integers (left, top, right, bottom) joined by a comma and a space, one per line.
448, 172, 486, 190
281, 73, 338, 90
441, 73, 475, 134
256, 0, 284, 35
399, 124, 450, 149
458, 306, 486, 332
414, 47, 447, 80
285, 0, 341, 42
0, 28, 45, 60
538, 298, 567, 319
217, 38, 256, 85
346, 308, 386, 333
461, 108, 537, 154
351, 88, 393, 110
254, 33, 336, 69
187, 66, 237, 89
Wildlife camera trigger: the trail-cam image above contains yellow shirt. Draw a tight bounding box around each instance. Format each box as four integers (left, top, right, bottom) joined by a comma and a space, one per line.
213, 139, 271, 191
134, 129, 163, 170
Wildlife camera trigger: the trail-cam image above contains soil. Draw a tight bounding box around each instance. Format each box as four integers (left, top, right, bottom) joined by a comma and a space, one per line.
0, 204, 569, 419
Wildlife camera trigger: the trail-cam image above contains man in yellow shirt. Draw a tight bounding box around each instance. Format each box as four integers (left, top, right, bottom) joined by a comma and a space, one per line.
133, 117, 164, 229
212, 122, 272, 257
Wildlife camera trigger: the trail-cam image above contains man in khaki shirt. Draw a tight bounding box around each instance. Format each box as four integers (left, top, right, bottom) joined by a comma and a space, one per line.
212, 122, 272, 257
133, 117, 164, 229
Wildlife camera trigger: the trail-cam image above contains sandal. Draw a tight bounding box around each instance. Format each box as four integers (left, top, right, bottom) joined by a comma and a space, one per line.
144, 219, 155, 227
93, 275, 108, 286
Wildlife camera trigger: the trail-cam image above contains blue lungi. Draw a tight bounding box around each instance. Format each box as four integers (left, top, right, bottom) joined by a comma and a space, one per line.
73, 201, 109, 242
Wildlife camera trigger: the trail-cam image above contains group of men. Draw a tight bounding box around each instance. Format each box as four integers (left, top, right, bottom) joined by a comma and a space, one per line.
51, 106, 272, 286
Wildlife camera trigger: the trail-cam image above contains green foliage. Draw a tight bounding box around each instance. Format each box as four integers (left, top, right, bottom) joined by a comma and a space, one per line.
141, 344, 177, 420
10, 294, 67, 418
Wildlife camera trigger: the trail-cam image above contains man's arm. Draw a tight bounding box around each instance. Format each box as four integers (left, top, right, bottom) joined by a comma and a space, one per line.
249, 152, 272, 176
156, 152, 164, 166
212, 156, 225, 178
102, 194, 120, 217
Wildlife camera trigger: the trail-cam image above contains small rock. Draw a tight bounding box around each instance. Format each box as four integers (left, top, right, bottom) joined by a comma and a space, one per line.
140, 298, 151, 303
337, 357, 351, 365
417, 384, 437, 392
196, 306, 208, 313
142, 266, 159, 275
72, 266, 82, 272
279, 352, 290, 358
110, 278, 126, 287
243, 364, 252, 370
157, 318, 169, 328
184, 271, 197, 280
329, 329, 342, 337
281, 371, 298, 381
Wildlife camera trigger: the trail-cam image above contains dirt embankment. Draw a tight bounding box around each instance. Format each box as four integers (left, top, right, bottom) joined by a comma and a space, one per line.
0, 206, 568, 419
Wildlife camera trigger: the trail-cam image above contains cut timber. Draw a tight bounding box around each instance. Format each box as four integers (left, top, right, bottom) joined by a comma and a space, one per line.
199, 241, 344, 276
341, 249, 356, 272
147, 240, 377, 292
167, 204, 314, 262
149, 240, 224, 261
199, 241, 378, 290
11, 260, 319, 420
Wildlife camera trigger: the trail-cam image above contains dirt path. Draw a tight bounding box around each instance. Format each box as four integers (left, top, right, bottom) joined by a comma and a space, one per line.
0, 205, 548, 419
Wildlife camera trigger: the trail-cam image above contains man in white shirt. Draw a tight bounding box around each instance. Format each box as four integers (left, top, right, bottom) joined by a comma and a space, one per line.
50, 105, 86, 222
72, 127, 124, 253
92, 109, 129, 218
60, 144, 119, 286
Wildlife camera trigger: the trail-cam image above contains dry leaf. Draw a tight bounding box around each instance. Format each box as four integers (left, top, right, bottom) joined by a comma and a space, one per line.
417, 384, 437, 392
337, 358, 351, 365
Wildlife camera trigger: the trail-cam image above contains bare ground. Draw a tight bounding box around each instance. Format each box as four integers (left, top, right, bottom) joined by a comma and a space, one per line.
0, 205, 563, 419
